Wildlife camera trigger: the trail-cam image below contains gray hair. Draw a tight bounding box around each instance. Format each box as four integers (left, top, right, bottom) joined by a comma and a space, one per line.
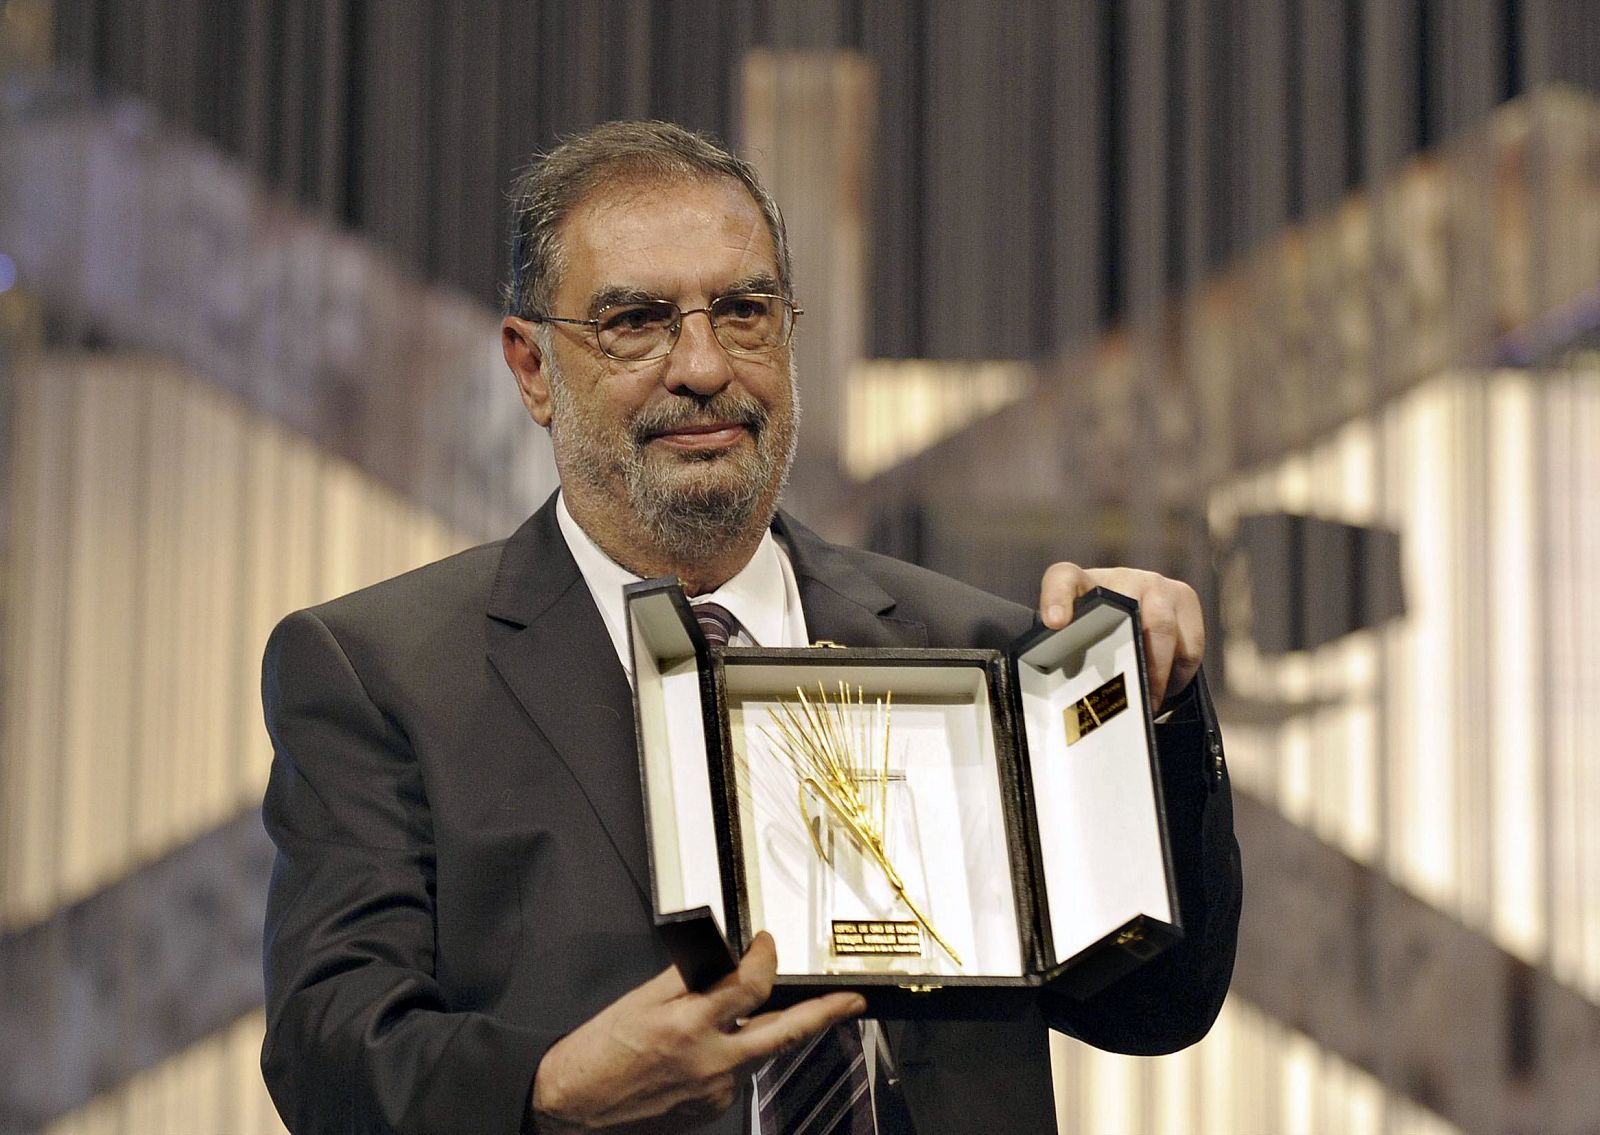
503, 120, 793, 319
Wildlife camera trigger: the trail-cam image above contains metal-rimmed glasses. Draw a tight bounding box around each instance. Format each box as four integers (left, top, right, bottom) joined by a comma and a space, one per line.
527, 292, 802, 362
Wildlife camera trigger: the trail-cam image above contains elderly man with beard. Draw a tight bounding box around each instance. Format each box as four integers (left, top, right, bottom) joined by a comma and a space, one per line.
260, 121, 1240, 1135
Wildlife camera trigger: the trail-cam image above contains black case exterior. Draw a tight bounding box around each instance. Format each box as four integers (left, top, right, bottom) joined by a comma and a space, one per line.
626, 578, 1184, 1017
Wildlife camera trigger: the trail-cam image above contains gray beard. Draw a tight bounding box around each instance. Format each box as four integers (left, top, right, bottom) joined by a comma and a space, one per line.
623, 396, 774, 559
547, 359, 799, 563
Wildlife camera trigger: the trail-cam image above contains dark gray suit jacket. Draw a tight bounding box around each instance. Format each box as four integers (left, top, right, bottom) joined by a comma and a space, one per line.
261, 495, 1240, 1134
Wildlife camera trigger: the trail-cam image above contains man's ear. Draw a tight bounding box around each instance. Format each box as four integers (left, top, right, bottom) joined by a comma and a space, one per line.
502, 316, 554, 428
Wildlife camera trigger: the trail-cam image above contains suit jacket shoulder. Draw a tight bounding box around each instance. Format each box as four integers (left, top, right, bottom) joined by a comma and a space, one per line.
776, 512, 1037, 651
285, 539, 506, 670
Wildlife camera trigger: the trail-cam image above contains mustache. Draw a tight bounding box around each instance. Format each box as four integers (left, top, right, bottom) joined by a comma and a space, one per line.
630, 391, 769, 441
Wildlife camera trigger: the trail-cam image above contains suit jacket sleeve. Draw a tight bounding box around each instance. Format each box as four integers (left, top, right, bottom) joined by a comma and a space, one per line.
260, 607, 553, 1135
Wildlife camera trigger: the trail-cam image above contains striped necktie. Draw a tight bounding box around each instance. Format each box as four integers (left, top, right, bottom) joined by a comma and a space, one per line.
692, 600, 741, 648
756, 1023, 876, 1134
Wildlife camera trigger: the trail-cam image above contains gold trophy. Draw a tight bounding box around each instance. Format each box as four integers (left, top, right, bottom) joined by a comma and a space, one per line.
763, 683, 962, 970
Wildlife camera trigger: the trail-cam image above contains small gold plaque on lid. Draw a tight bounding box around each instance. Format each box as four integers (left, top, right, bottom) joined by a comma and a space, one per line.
1064, 672, 1130, 745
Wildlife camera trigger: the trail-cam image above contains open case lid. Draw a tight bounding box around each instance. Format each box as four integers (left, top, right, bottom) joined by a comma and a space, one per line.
1008, 587, 1183, 987
625, 578, 740, 988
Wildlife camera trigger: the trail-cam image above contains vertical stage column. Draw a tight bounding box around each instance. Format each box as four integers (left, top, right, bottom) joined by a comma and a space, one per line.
739, 51, 875, 536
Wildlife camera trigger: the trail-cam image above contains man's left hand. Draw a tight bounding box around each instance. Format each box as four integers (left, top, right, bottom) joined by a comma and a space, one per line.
1039, 564, 1204, 711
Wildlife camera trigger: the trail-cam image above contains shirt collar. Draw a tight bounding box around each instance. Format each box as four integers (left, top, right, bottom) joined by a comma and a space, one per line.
556, 491, 806, 678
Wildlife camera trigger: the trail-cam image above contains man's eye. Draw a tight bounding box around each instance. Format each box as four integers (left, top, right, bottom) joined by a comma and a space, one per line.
718, 295, 770, 322
601, 304, 674, 334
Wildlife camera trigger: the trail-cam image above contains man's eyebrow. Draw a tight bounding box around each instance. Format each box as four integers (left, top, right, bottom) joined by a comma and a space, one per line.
585, 286, 661, 317
583, 274, 785, 316
721, 273, 782, 297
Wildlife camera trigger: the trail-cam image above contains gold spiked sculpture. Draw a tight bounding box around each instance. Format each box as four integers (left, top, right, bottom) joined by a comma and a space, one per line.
763, 681, 962, 967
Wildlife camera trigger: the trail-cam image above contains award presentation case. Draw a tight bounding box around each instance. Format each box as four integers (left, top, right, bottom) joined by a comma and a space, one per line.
626, 578, 1182, 1018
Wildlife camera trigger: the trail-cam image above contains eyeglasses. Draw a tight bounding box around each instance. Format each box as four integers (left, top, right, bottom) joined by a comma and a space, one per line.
528, 292, 802, 362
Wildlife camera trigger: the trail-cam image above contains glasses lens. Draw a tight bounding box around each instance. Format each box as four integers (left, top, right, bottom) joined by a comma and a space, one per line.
596, 301, 678, 360
710, 294, 790, 354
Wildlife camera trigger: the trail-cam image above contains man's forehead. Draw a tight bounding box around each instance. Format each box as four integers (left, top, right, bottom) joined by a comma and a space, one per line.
571, 168, 760, 217
557, 174, 779, 299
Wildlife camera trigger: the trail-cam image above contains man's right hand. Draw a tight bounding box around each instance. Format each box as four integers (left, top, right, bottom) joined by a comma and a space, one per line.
530, 931, 865, 1132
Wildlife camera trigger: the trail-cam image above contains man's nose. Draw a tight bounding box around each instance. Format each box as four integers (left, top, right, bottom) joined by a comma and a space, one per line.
663, 308, 735, 396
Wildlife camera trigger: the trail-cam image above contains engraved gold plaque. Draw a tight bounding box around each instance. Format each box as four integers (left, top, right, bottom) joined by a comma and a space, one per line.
831, 919, 923, 957
1064, 672, 1129, 744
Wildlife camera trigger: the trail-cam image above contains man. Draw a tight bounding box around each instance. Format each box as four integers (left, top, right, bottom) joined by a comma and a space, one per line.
261, 120, 1239, 1134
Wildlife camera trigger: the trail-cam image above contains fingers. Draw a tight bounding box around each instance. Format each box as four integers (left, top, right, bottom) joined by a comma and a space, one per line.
1040, 563, 1206, 709
700, 930, 779, 1026
1152, 579, 1203, 704
1138, 586, 1178, 708
703, 931, 865, 1068
1118, 575, 1199, 707
726, 991, 868, 1070
700, 930, 867, 1086
533, 935, 851, 1131
1039, 561, 1094, 628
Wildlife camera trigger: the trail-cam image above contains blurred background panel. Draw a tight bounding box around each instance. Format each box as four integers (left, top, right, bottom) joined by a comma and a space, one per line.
3, 2, 1600, 1132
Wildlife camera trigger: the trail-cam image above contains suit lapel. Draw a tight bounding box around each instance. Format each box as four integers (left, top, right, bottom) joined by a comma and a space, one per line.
774, 513, 929, 648
484, 498, 651, 901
